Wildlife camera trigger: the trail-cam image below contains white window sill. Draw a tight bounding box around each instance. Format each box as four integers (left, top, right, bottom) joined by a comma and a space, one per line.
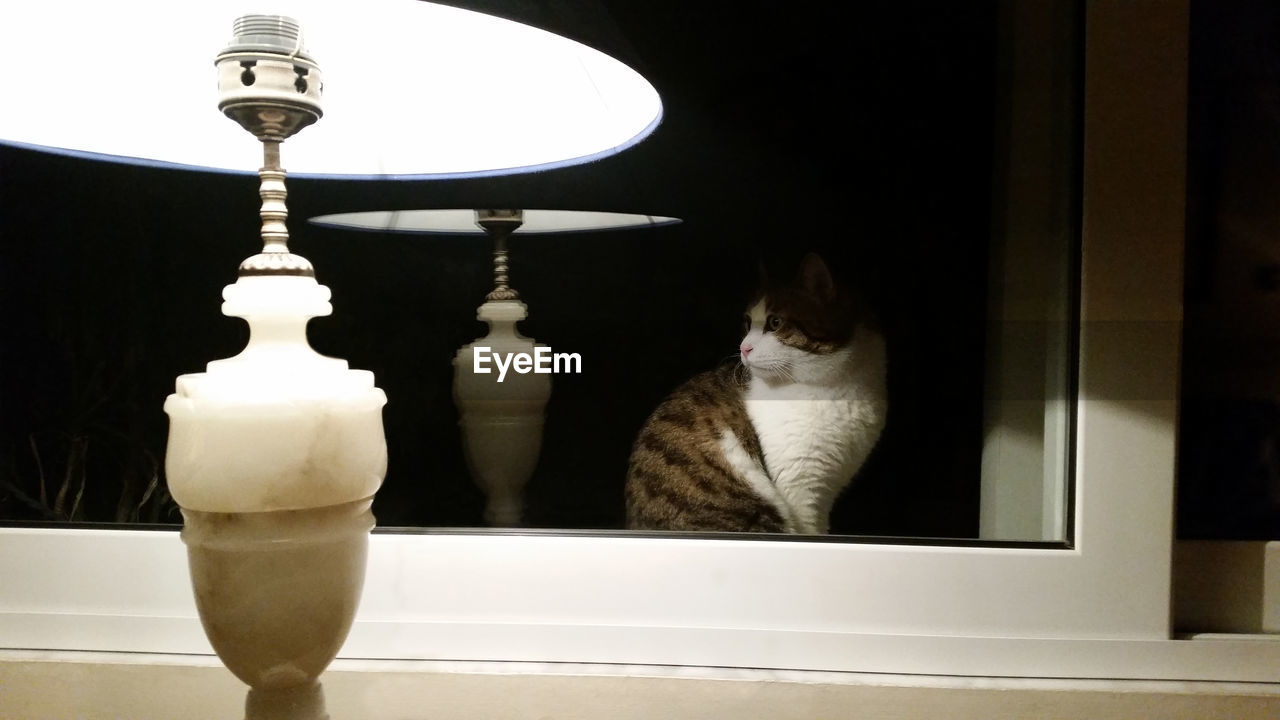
2, 649, 1277, 720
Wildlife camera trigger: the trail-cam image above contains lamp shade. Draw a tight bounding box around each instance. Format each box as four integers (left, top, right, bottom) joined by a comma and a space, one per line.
309, 209, 682, 234
0, 0, 662, 178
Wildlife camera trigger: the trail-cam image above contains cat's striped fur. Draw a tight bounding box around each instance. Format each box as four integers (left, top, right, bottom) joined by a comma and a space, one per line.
625, 363, 790, 532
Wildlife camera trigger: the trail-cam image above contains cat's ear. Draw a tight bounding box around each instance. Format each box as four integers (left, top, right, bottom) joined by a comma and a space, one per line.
797, 252, 836, 302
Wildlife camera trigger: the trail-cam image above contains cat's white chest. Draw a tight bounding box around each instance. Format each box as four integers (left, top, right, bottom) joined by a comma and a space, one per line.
745, 379, 886, 534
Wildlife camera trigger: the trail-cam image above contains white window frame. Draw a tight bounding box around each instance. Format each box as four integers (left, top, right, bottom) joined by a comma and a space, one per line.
3, 0, 1278, 684
980, 0, 1078, 542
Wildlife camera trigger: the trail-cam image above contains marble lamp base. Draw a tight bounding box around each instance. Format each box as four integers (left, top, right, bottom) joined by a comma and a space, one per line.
180, 498, 374, 691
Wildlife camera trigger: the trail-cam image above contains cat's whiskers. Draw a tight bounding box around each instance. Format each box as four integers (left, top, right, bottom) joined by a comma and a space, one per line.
758, 358, 798, 384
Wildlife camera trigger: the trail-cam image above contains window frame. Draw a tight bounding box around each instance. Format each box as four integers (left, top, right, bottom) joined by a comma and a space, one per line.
4, 0, 1279, 684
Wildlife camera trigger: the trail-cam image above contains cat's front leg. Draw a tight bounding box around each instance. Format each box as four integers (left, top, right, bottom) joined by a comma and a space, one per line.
774, 481, 829, 535
716, 430, 801, 533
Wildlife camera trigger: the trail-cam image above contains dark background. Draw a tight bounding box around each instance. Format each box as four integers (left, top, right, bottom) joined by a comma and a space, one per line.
1180, 0, 1280, 540
0, 2, 999, 536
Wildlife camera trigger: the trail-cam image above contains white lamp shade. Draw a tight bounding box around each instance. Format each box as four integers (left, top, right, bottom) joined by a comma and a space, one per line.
309, 209, 682, 234
0, 0, 663, 178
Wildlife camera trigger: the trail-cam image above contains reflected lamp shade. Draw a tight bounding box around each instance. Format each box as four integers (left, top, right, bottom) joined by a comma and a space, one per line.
309, 209, 682, 234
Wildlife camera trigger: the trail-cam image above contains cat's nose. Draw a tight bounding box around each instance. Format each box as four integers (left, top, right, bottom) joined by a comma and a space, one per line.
740, 343, 753, 358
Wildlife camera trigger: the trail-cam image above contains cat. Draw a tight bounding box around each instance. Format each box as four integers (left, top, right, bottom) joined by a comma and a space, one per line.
625, 252, 888, 534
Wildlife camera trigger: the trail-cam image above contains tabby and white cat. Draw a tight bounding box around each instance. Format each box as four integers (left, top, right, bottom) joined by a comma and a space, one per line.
625, 253, 887, 534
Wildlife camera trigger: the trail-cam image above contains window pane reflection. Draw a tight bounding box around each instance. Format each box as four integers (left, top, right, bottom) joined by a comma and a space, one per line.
0, 1, 1079, 543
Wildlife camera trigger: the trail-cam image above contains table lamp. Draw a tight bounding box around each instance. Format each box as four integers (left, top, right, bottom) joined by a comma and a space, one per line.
1, 0, 662, 693
310, 209, 681, 526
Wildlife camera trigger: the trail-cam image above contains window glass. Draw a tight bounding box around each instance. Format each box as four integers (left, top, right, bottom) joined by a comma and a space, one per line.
0, 2, 1079, 543
1181, 0, 1280, 540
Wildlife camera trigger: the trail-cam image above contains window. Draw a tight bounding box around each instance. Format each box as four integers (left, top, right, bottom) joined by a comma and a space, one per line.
2, 2, 1073, 544
1172, 0, 1280, 639
1179, 0, 1280, 543
2, 0, 1277, 683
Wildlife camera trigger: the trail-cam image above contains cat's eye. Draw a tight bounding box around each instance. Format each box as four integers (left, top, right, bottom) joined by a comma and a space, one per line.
765, 315, 783, 332
742, 314, 751, 333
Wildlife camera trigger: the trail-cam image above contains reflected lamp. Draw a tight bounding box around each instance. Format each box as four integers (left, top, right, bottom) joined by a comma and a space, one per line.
310, 209, 681, 526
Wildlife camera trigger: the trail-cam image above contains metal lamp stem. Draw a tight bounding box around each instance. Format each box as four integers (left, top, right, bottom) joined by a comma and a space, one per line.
259, 140, 290, 255
477, 209, 524, 301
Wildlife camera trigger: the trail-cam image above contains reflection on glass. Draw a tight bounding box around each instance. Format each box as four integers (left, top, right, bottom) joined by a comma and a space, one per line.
979, 0, 1080, 542
0, 2, 1080, 543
